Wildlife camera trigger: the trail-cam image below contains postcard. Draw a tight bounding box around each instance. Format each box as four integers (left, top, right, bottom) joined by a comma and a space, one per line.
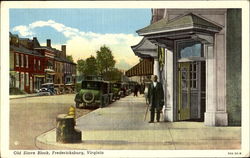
1, 1, 249, 158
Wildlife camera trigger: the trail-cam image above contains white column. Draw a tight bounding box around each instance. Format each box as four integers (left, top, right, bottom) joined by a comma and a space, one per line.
204, 44, 228, 126
163, 49, 174, 122
153, 58, 160, 78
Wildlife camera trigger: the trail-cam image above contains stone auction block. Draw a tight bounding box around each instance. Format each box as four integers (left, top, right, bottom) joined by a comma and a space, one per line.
56, 114, 81, 143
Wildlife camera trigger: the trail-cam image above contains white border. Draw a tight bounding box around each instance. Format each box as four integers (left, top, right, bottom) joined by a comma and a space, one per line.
1, 1, 249, 158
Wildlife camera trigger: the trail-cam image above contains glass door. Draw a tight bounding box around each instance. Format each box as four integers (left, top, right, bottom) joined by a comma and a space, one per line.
178, 62, 191, 120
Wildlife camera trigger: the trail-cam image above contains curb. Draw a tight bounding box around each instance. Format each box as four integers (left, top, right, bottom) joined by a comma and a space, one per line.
10, 94, 43, 99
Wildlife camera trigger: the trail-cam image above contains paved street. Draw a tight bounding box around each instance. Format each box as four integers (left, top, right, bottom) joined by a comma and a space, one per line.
37, 94, 241, 150
9, 94, 93, 150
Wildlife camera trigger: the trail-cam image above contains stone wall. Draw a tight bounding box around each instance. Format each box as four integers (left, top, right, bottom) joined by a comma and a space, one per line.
226, 9, 242, 126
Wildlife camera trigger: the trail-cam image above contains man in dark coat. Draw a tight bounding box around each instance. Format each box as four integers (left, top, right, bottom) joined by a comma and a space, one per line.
147, 75, 164, 123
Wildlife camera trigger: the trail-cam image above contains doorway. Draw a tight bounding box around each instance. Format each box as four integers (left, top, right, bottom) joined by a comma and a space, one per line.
176, 40, 206, 121
177, 61, 206, 121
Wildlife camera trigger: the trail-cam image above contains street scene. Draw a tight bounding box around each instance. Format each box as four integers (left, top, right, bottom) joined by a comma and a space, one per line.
5, 5, 246, 157
10, 94, 93, 150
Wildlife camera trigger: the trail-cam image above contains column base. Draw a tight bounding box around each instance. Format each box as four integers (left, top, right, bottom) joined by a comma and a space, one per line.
162, 105, 174, 122
204, 111, 228, 126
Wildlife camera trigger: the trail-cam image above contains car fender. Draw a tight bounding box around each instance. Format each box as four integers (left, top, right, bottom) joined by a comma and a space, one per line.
74, 93, 82, 103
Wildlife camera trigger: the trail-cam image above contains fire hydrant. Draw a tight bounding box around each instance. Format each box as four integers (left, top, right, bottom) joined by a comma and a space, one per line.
68, 105, 76, 119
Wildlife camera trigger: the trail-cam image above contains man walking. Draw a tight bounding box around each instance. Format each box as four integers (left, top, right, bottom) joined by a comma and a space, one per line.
147, 75, 164, 123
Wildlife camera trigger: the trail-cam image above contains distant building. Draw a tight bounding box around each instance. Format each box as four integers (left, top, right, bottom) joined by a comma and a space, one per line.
9, 33, 77, 93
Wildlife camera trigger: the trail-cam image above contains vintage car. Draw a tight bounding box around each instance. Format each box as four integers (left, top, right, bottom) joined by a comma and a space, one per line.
74, 80, 113, 108
39, 83, 56, 95
111, 82, 122, 100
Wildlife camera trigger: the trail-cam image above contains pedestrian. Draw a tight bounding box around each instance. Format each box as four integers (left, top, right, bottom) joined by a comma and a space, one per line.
134, 84, 138, 97
147, 75, 164, 123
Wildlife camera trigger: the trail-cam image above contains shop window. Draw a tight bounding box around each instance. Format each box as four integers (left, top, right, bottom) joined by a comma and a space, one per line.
15, 72, 19, 88
26, 73, 29, 86
20, 73, 24, 90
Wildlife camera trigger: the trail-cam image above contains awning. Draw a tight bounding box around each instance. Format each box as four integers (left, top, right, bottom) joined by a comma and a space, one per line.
46, 72, 56, 75
131, 37, 157, 58
125, 58, 153, 77
137, 12, 223, 36
9, 71, 17, 75
34, 74, 45, 78
136, 12, 223, 49
44, 68, 55, 72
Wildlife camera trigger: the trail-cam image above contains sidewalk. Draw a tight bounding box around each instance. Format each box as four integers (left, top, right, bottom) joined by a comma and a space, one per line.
9, 93, 40, 99
36, 95, 241, 150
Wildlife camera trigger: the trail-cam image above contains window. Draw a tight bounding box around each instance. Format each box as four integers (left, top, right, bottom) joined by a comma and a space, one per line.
26, 73, 29, 86
179, 41, 203, 58
15, 72, 19, 88
15, 53, 19, 67
21, 54, 24, 67
190, 62, 197, 89
181, 67, 187, 90
26, 55, 28, 68
38, 60, 41, 70
34, 59, 36, 71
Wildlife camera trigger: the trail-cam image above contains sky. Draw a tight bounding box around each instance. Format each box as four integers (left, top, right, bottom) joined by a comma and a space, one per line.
10, 9, 151, 70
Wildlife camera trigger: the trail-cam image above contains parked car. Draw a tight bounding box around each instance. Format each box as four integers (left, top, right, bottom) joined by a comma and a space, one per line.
111, 82, 122, 100
39, 83, 56, 95
120, 82, 130, 97
74, 80, 113, 108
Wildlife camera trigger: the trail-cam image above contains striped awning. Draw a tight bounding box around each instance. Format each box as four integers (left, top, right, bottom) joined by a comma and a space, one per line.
125, 58, 153, 77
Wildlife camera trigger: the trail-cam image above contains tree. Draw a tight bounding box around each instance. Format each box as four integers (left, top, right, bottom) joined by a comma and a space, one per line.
66, 55, 74, 62
103, 68, 123, 81
96, 45, 116, 75
77, 59, 86, 75
84, 56, 98, 76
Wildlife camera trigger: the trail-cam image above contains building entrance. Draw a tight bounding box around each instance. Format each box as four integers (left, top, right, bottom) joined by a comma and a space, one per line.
176, 40, 206, 121
177, 61, 206, 121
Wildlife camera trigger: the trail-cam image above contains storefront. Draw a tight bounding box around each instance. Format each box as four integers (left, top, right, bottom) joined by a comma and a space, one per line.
33, 74, 45, 90
133, 9, 241, 126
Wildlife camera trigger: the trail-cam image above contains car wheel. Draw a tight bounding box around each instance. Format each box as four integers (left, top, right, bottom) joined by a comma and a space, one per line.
75, 102, 80, 108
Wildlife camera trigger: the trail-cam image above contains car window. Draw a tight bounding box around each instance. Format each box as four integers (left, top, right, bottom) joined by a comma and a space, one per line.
82, 81, 101, 90
113, 84, 121, 88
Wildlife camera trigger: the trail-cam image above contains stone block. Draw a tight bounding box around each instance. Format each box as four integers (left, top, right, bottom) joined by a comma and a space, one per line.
56, 114, 81, 143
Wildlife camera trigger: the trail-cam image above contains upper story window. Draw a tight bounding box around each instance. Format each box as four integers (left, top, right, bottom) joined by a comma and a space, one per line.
26, 55, 29, 68
15, 53, 19, 67
34, 59, 36, 71
38, 60, 41, 70
178, 41, 204, 59
21, 54, 24, 67
47, 60, 54, 70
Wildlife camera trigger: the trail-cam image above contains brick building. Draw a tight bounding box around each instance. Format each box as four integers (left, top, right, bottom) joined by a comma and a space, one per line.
9, 33, 76, 94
